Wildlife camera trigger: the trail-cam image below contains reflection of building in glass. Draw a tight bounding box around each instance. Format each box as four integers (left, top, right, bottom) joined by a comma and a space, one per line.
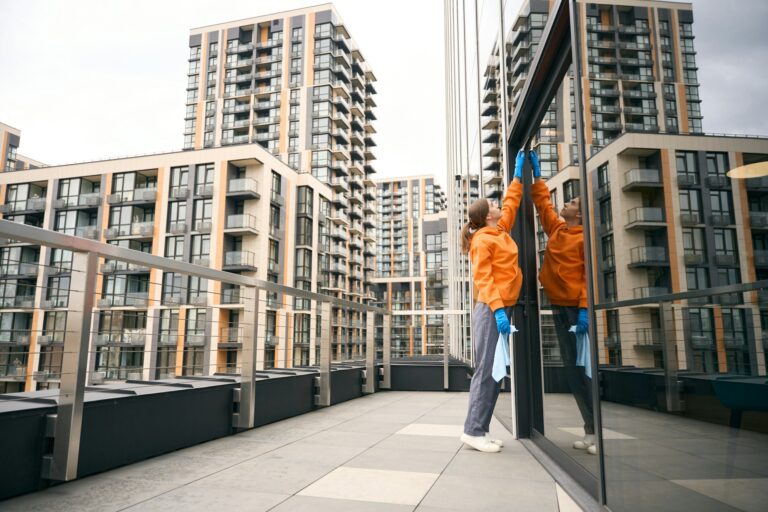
579, 133, 768, 376
0, 4, 380, 393
373, 176, 448, 357
480, 0, 703, 202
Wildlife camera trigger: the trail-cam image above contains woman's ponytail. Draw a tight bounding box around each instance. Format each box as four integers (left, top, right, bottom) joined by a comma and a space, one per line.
460, 198, 490, 253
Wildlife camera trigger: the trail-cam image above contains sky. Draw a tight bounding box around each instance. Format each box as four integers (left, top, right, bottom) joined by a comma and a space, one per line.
1, 0, 767, 187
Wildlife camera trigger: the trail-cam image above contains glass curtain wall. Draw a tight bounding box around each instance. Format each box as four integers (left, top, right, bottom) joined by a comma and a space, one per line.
447, 0, 768, 509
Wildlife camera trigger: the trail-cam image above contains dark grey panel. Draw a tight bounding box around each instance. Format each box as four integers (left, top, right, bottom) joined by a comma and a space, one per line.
634, 7, 649, 20
208, 30, 218, 43
658, 8, 671, 22
530, 0, 550, 15
271, 18, 284, 31
315, 10, 333, 24
227, 27, 238, 40
291, 14, 305, 28
678, 10, 694, 23
8, 133, 20, 147
423, 218, 447, 236
303, 88, 314, 147
189, 34, 202, 46
585, 4, 599, 16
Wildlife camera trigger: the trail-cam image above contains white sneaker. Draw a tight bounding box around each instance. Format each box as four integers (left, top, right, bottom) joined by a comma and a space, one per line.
573, 434, 595, 450
461, 433, 501, 453
587, 444, 598, 455
485, 433, 504, 447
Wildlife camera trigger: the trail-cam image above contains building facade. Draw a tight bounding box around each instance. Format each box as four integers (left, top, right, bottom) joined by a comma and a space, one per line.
1, 123, 44, 173
373, 176, 449, 357
0, 4, 380, 393
480, 0, 702, 198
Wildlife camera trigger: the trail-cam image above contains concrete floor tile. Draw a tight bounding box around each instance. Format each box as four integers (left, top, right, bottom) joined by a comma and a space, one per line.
298, 467, 438, 506
443, 449, 553, 481
556, 484, 584, 512
396, 423, 464, 438
345, 446, 457, 474
120, 486, 289, 512
420, 475, 558, 511
376, 432, 464, 454
270, 495, 415, 512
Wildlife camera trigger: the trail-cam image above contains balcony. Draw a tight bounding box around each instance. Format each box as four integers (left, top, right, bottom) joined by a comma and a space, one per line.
752, 250, 768, 267
629, 246, 668, 268
690, 333, 715, 350
683, 252, 706, 265
714, 253, 738, 266
709, 213, 733, 227
0, 295, 36, 309
705, 175, 729, 188
107, 188, 157, 205
53, 192, 102, 209
0, 330, 31, 345
193, 220, 212, 233
227, 178, 261, 199
680, 212, 702, 226
0, 197, 47, 214
223, 251, 257, 272
635, 328, 662, 349
1, 262, 39, 278
224, 214, 259, 235
750, 211, 768, 229
0, 367, 26, 382
625, 207, 664, 229
130, 221, 155, 238
623, 168, 663, 191
633, 286, 669, 299
95, 329, 146, 346
221, 287, 241, 305
75, 225, 100, 240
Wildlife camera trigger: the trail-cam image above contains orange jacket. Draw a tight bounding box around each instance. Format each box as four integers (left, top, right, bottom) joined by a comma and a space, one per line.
531, 180, 587, 308
470, 181, 523, 311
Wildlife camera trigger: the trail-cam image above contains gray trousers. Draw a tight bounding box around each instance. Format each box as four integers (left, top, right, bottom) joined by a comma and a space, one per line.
464, 302, 512, 436
552, 305, 595, 435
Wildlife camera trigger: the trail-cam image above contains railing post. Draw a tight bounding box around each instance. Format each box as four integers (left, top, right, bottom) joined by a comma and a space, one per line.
43, 251, 97, 481
381, 313, 391, 389
443, 315, 450, 390
316, 301, 332, 407
235, 285, 259, 429
659, 300, 683, 412
363, 311, 376, 394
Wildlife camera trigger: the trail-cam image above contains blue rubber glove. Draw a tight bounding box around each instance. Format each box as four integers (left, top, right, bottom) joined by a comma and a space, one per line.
575, 308, 588, 335
513, 149, 525, 180
529, 150, 541, 178
494, 309, 510, 336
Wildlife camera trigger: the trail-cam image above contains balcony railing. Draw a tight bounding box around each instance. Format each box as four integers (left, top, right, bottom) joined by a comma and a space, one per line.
626, 207, 664, 228
623, 168, 662, 190
224, 251, 257, 269
633, 286, 670, 299
227, 178, 261, 197
225, 214, 259, 234
635, 328, 662, 348
629, 246, 668, 267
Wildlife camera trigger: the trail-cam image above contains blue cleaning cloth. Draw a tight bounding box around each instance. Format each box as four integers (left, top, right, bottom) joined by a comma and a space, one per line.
492, 325, 517, 382
569, 325, 592, 379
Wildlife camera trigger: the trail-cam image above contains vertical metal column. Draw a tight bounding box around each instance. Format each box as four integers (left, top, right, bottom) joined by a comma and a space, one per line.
381, 313, 392, 389
570, 0, 606, 504
443, 315, 450, 390
363, 311, 376, 394
43, 250, 97, 481
317, 301, 332, 407
235, 285, 259, 430
660, 301, 682, 412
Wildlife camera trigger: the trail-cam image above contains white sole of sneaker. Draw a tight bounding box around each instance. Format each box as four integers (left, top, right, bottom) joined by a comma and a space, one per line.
460, 433, 501, 453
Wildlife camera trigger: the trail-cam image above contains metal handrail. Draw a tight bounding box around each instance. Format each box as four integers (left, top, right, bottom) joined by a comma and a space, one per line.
595, 279, 768, 310
0, 219, 386, 314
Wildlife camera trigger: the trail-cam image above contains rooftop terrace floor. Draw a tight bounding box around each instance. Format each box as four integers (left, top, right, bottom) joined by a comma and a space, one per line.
1, 391, 582, 512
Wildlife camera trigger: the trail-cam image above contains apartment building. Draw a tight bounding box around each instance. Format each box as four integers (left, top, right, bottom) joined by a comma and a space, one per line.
373, 176, 448, 356
481, 0, 701, 198
0, 3, 381, 394
577, 133, 768, 376
1, 123, 44, 173
0, 141, 381, 392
